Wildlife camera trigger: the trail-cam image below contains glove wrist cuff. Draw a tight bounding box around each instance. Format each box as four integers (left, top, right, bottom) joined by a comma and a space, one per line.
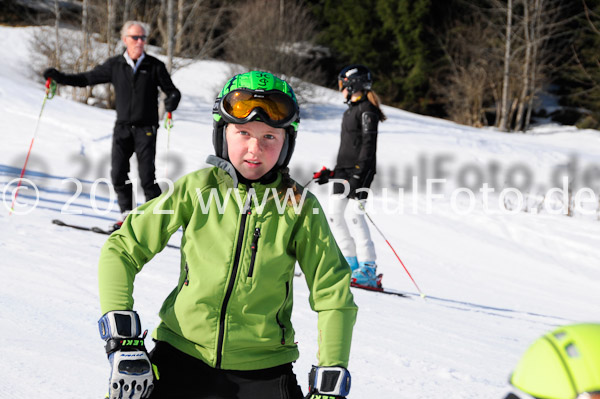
98, 310, 142, 341
308, 365, 351, 397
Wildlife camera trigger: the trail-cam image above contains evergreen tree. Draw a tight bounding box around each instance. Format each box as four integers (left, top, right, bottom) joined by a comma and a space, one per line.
307, 0, 455, 114
557, 0, 600, 127
376, 0, 431, 109
309, 0, 394, 87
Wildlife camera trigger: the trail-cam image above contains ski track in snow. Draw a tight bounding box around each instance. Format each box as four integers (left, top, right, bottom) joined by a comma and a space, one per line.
1, 26, 600, 398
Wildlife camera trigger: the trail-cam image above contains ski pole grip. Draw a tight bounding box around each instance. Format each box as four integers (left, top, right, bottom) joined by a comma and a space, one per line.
45, 78, 57, 99
164, 112, 173, 129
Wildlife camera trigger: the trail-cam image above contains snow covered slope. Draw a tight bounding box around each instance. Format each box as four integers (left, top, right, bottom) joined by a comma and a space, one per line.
1, 26, 599, 398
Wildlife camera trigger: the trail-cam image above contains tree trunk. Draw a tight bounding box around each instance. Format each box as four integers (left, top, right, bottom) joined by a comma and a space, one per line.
167, 0, 174, 73
80, 0, 91, 102
107, 0, 116, 108
175, 0, 184, 54
157, 0, 167, 50
279, 0, 284, 38
54, 0, 61, 96
515, 0, 531, 131
499, 0, 513, 131
54, 0, 60, 68
107, 0, 116, 56
124, 0, 131, 23
525, 0, 543, 131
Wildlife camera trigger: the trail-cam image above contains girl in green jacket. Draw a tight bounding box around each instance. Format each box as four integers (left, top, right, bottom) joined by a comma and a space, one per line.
97, 71, 358, 399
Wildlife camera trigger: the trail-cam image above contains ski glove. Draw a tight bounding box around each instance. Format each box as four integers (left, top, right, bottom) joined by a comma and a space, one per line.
313, 167, 334, 185
98, 311, 154, 399
305, 365, 351, 399
164, 91, 181, 113
43, 68, 63, 83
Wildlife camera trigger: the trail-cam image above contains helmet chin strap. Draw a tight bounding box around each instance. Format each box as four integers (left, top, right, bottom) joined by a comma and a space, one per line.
221, 129, 229, 160
343, 85, 353, 104
345, 89, 364, 104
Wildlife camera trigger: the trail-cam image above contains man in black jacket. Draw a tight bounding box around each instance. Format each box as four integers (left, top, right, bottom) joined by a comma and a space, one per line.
43, 21, 181, 227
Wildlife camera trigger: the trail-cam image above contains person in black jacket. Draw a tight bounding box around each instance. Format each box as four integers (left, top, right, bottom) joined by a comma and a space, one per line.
43, 21, 181, 228
315, 65, 386, 289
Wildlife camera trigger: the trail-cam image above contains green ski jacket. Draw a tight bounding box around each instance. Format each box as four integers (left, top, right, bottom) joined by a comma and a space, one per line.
99, 156, 358, 370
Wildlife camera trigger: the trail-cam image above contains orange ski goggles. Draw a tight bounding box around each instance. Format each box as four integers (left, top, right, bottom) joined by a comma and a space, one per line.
218, 89, 298, 128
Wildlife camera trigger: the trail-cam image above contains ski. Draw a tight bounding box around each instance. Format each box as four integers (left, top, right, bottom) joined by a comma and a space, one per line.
52, 218, 109, 233
350, 273, 410, 297
295, 271, 409, 297
350, 282, 410, 298
51, 219, 180, 250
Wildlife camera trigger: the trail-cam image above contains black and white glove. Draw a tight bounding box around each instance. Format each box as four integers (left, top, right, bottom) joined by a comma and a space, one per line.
305, 365, 351, 399
98, 310, 154, 399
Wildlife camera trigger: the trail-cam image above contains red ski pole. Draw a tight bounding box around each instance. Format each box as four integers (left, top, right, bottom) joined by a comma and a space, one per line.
9, 78, 56, 215
358, 201, 426, 299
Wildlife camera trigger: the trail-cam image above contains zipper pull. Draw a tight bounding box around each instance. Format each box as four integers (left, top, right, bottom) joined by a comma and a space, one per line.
248, 228, 261, 278
251, 228, 261, 249
243, 185, 252, 216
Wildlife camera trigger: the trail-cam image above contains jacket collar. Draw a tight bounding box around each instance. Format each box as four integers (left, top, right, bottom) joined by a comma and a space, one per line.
123, 51, 146, 73
348, 96, 367, 107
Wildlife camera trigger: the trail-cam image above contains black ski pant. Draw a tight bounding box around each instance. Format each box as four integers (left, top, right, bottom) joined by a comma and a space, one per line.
111, 123, 162, 213
147, 341, 305, 399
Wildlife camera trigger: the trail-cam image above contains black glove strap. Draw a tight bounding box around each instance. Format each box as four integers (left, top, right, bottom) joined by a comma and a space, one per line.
105, 330, 148, 355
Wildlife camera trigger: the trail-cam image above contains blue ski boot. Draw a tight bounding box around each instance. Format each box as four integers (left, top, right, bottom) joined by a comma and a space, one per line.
345, 256, 359, 272
351, 261, 381, 289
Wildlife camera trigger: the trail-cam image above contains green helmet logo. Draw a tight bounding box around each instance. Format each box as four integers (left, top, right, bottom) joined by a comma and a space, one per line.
509, 323, 600, 399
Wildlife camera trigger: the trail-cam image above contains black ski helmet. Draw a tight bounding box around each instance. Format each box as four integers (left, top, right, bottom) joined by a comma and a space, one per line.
212, 71, 300, 170
338, 64, 373, 97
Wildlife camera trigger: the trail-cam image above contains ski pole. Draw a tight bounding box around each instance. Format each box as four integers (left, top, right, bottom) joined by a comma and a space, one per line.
357, 201, 427, 299
163, 112, 173, 179
9, 78, 56, 216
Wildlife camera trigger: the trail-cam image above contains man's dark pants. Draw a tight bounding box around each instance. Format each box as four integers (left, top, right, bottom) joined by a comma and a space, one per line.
111, 123, 162, 213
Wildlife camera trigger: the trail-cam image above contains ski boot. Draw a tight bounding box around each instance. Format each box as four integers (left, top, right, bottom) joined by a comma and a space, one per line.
351, 261, 383, 291
344, 256, 359, 272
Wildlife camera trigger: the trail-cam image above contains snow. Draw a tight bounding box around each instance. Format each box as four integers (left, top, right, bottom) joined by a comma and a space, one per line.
1, 26, 600, 398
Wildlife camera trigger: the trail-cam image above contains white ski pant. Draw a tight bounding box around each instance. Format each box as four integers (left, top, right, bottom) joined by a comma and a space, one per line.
327, 195, 376, 263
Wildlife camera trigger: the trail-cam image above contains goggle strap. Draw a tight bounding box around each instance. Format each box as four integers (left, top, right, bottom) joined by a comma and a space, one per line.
277, 133, 289, 166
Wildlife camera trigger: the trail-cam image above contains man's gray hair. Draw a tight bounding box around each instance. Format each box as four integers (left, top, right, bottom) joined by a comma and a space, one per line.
121, 21, 149, 39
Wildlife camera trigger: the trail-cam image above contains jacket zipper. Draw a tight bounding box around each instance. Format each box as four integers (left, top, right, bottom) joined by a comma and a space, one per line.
183, 263, 189, 287
216, 197, 251, 369
176, 263, 189, 295
247, 228, 261, 278
179, 262, 190, 292
129, 65, 135, 121
275, 281, 290, 345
